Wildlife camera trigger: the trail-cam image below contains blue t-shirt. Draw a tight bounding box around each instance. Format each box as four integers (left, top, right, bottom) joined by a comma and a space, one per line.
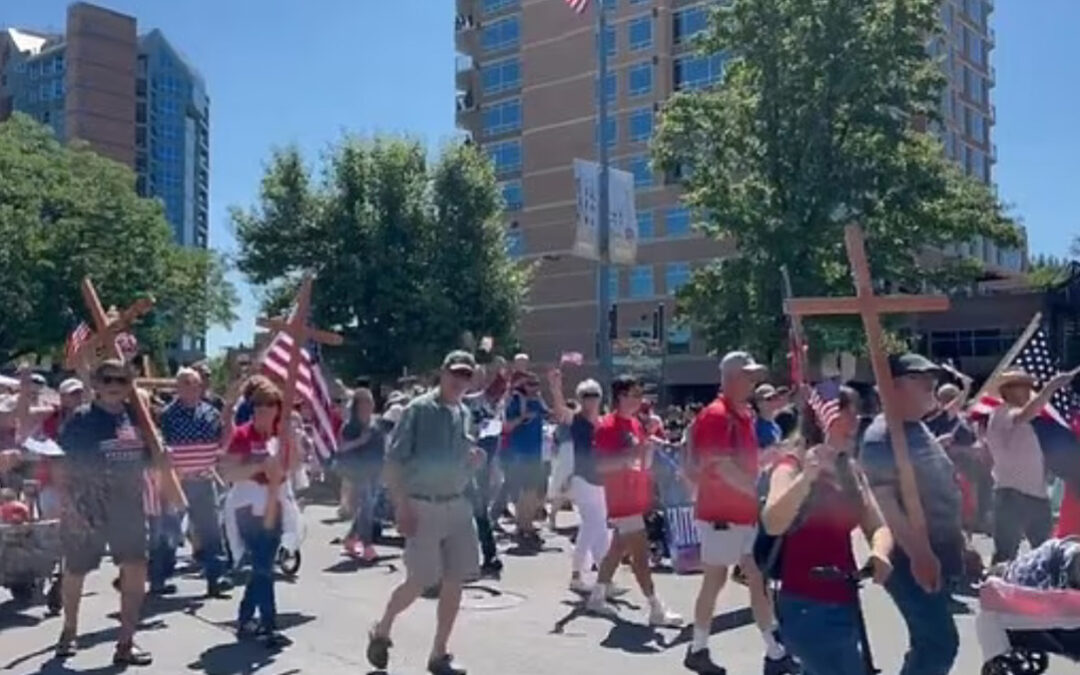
860, 415, 964, 577
58, 403, 150, 516
506, 394, 545, 458
755, 417, 781, 448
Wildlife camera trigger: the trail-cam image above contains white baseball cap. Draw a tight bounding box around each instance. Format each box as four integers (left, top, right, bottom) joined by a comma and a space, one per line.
720, 351, 767, 378
58, 378, 85, 396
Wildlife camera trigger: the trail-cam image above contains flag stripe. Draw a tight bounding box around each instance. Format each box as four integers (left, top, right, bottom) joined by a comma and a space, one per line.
169, 443, 220, 475
66, 322, 91, 364
260, 331, 338, 462
565, 0, 590, 14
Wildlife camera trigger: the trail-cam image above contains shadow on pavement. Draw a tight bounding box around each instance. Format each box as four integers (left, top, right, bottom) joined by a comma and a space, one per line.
666, 607, 754, 649
190, 641, 280, 675
3, 619, 167, 673
322, 555, 401, 574
0, 603, 45, 630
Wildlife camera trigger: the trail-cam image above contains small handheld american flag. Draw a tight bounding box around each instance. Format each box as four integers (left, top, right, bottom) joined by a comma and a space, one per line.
261, 331, 339, 463
809, 379, 842, 431
65, 322, 92, 366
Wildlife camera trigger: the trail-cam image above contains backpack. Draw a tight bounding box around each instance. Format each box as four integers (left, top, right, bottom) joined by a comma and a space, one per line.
751, 456, 807, 581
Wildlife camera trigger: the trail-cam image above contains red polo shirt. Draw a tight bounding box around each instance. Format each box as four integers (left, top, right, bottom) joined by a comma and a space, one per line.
691, 394, 759, 524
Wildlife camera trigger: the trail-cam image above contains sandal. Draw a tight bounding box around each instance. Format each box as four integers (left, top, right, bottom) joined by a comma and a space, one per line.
54, 630, 77, 659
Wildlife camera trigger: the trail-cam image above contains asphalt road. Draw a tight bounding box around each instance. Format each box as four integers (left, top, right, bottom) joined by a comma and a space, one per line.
0, 504, 1074, 674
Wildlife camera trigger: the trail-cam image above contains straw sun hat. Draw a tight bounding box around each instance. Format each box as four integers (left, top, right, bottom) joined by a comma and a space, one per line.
992, 369, 1037, 396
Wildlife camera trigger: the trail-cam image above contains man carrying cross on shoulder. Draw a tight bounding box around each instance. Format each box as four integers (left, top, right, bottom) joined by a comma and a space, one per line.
859, 353, 966, 675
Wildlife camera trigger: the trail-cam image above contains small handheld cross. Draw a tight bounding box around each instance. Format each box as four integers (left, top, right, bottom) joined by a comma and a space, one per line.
77, 277, 188, 509
256, 274, 343, 530
784, 225, 949, 549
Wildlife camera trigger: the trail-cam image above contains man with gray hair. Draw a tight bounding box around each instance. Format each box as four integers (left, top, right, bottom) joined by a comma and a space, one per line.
158, 367, 232, 598
685, 351, 795, 675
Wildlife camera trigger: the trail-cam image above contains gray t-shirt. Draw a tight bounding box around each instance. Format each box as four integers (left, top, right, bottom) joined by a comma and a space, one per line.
386, 389, 474, 498
860, 414, 964, 577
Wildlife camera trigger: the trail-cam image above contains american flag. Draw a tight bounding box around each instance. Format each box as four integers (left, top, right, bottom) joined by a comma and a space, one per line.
809, 378, 842, 430
65, 322, 92, 365
970, 325, 1080, 482
565, 0, 590, 14
159, 401, 222, 477
260, 331, 338, 462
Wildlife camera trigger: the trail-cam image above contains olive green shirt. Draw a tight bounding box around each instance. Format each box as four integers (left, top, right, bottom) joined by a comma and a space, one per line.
387, 388, 474, 498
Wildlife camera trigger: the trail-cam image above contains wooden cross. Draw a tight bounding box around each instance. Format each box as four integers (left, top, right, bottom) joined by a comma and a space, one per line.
66, 297, 154, 372
255, 274, 343, 529
784, 225, 950, 551
78, 277, 188, 509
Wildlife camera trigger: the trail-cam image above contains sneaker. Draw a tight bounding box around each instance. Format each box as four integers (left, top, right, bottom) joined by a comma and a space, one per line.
148, 583, 177, 597
207, 578, 234, 599
112, 641, 153, 667
427, 653, 467, 675
585, 595, 619, 618
362, 544, 378, 562
481, 558, 504, 576
236, 619, 260, 641
763, 653, 801, 675
366, 626, 393, 670
54, 630, 77, 659
648, 602, 685, 628
569, 577, 591, 594
684, 648, 727, 675
606, 583, 630, 600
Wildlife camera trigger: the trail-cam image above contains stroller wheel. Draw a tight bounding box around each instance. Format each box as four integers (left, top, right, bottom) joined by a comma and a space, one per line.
277, 548, 301, 577
1010, 650, 1049, 675
981, 657, 1012, 675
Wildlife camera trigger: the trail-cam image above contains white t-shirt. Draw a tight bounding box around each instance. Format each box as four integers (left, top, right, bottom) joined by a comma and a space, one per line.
985, 405, 1047, 499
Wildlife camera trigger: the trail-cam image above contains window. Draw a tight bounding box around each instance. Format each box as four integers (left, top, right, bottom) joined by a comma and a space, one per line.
971, 111, 985, 144
482, 16, 520, 53
628, 17, 652, 51
39, 83, 50, 101
483, 98, 521, 136
505, 226, 524, 258
637, 210, 654, 240
596, 25, 616, 57
595, 116, 617, 148
674, 53, 725, 90
482, 0, 518, 13
609, 271, 620, 300
482, 58, 520, 95
667, 321, 691, 355
628, 155, 652, 187
628, 62, 652, 96
487, 140, 521, 174
628, 107, 653, 142
53, 55, 64, 74
596, 72, 616, 103
665, 206, 690, 237
970, 72, 984, 105
665, 262, 691, 294
501, 180, 523, 211
52, 78, 62, 97
965, 0, 983, 28
629, 265, 655, 298
631, 0, 651, 4
673, 6, 709, 44
971, 148, 987, 182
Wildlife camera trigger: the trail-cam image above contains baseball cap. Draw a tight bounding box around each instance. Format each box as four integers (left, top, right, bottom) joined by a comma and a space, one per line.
889, 353, 943, 378
442, 350, 477, 375
382, 403, 405, 425
30, 373, 46, 386
720, 351, 767, 378
754, 383, 783, 400
58, 378, 85, 396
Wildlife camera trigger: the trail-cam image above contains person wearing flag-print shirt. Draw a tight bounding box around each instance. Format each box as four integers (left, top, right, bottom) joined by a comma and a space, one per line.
54, 359, 154, 667
159, 367, 233, 598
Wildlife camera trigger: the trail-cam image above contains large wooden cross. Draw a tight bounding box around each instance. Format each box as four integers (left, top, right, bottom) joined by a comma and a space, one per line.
66, 296, 154, 372
784, 225, 949, 550
256, 274, 343, 529
78, 277, 188, 509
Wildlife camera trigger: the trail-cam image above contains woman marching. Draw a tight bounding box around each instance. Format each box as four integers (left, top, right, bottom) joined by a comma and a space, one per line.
218, 375, 301, 649
760, 384, 894, 675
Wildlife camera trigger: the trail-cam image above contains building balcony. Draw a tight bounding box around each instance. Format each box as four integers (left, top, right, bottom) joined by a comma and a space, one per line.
455, 0, 477, 19
456, 55, 479, 94
455, 15, 478, 54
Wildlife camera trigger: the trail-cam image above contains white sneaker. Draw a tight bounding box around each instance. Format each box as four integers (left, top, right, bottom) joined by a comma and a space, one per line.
585, 595, 619, 617
569, 578, 591, 594
648, 603, 684, 628
606, 583, 630, 600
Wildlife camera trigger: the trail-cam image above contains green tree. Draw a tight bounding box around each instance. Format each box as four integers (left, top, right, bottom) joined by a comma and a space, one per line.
231, 136, 530, 384
653, 0, 1021, 366
0, 113, 237, 364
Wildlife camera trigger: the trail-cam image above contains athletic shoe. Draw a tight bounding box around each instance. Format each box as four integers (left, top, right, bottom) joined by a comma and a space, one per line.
428, 653, 467, 675
648, 602, 685, 628
481, 558, 504, 576
763, 654, 801, 675
606, 583, 630, 599
684, 648, 727, 674
569, 577, 591, 594
585, 595, 619, 617
54, 630, 77, 659
112, 641, 153, 667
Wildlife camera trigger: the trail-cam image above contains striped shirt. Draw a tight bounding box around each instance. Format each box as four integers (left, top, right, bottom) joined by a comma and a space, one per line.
159, 399, 223, 478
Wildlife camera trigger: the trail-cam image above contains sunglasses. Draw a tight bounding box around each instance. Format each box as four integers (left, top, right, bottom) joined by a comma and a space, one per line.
581, 392, 601, 399
98, 375, 130, 386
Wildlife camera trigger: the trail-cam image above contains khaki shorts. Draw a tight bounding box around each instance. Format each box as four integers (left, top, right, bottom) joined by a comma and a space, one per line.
404, 496, 479, 588
696, 521, 756, 568
610, 514, 646, 535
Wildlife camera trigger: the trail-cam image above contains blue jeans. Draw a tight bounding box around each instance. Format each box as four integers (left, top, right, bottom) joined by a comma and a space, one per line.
184, 478, 225, 586
346, 470, 381, 543
777, 593, 866, 675
147, 511, 183, 589
884, 557, 959, 675
236, 508, 282, 630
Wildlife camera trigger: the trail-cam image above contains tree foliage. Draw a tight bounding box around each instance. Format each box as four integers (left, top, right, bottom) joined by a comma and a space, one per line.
653, 0, 1022, 366
0, 114, 237, 365
231, 136, 530, 384
1027, 236, 1080, 288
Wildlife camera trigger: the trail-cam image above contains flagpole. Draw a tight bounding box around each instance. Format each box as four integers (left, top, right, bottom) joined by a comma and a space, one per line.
595, 0, 613, 392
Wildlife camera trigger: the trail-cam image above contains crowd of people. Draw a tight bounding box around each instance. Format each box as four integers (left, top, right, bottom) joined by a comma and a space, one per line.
2, 344, 1080, 675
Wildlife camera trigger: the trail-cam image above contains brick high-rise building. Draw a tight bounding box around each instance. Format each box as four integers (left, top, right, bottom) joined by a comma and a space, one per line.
455, 0, 1014, 399
1, 2, 211, 358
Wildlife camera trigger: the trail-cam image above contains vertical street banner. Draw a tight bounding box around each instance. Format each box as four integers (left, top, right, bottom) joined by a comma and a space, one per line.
572, 158, 638, 264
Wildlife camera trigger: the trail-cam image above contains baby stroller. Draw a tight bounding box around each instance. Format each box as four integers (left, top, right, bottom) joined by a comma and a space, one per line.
0, 478, 62, 613
976, 538, 1080, 674
219, 489, 305, 578
651, 443, 700, 574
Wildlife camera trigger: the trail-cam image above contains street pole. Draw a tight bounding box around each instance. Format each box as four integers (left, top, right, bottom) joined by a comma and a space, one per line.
595, 1, 613, 393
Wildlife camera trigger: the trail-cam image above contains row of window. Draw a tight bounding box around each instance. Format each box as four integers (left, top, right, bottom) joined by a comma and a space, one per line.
15, 55, 64, 78
483, 97, 521, 136
501, 206, 695, 261
609, 262, 693, 299
25, 78, 64, 103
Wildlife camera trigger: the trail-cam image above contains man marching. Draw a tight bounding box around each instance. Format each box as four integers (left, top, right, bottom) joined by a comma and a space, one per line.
158, 367, 232, 598
55, 359, 154, 666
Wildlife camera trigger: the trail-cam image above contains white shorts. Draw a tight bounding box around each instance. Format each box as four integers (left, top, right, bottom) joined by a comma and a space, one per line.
695, 521, 756, 568
610, 514, 646, 534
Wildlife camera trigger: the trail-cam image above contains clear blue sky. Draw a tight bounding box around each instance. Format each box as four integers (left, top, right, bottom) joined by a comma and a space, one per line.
5, 1, 1076, 355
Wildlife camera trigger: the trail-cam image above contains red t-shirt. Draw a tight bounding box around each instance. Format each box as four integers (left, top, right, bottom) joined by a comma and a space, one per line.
227, 423, 271, 485
691, 395, 759, 524
775, 456, 862, 604
593, 413, 651, 517
1056, 482, 1080, 539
